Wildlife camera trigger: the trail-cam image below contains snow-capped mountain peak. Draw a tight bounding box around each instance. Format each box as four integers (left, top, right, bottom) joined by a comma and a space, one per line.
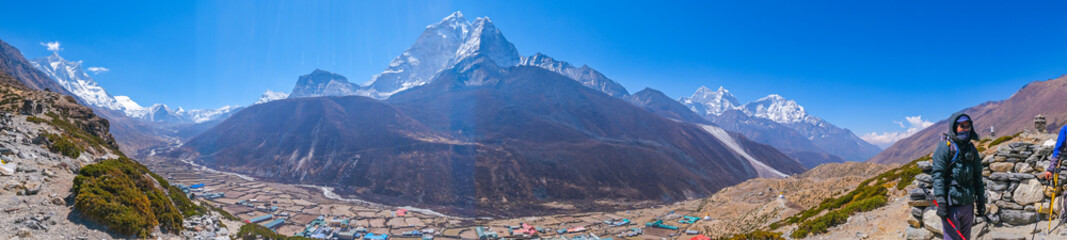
184, 105, 241, 123
289, 69, 359, 98
256, 90, 289, 104
518, 52, 629, 97
743, 94, 818, 124
364, 12, 475, 98
431, 11, 469, 34
30, 52, 124, 111
113, 96, 144, 115
680, 85, 741, 116
452, 17, 520, 68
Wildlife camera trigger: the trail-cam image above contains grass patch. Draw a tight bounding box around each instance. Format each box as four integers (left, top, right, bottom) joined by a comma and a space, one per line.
44, 112, 112, 152
201, 201, 240, 221
236, 223, 314, 240
989, 135, 1014, 147
26, 115, 46, 124
72, 157, 185, 237
718, 230, 784, 240
44, 132, 82, 158
762, 157, 925, 238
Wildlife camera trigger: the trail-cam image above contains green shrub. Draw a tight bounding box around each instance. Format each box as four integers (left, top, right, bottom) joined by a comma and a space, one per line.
170, 185, 205, 217
719, 230, 784, 240
790, 196, 886, 238
72, 157, 185, 237
236, 223, 314, 240
26, 116, 46, 124
44, 112, 112, 152
45, 133, 81, 158
202, 201, 240, 221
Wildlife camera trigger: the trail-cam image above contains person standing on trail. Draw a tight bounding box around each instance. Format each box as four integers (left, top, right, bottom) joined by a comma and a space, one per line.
1041, 124, 1067, 218
931, 113, 985, 240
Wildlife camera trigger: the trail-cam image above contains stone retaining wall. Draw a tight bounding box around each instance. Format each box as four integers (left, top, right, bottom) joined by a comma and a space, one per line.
905, 142, 1063, 239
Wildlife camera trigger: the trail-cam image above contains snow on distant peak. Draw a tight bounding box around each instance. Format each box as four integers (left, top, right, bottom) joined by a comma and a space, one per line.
742, 94, 818, 124
680, 85, 742, 116
363, 12, 474, 98
30, 51, 124, 111
361, 12, 520, 99
256, 90, 289, 104
453, 17, 519, 68
185, 105, 242, 123
113, 96, 144, 115
518, 52, 629, 97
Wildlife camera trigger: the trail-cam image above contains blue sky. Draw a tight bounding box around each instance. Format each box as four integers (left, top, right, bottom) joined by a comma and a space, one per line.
1, 1, 1065, 147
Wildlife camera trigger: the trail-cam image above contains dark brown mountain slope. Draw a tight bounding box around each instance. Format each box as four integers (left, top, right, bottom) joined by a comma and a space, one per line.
870, 74, 1067, 164
175, 58, 805, 217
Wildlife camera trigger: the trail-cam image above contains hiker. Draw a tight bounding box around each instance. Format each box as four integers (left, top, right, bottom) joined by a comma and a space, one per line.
932, 113, 985, 240
1040, 124, 1067, 217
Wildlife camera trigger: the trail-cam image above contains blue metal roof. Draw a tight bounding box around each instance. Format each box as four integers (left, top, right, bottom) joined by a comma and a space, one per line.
262, 218, 285, 229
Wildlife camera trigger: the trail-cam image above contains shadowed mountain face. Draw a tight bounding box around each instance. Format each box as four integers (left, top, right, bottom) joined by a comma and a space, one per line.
625, 88, 710, 124
870, 75, 1067, 164
176, 95, 478, 211
175, 57, 805, 217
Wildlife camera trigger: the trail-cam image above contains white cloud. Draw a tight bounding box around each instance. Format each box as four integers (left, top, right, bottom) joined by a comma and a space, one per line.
87, 67, 109, 74
861, 115, 935, 149
40, 41, 61, 52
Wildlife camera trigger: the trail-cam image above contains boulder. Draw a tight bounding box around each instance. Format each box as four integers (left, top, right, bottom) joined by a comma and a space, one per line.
0, 161, 13, 176
1037, 201, 1062, 216
989, 231, 1026, 240
990, 180, 1009, 191
990, 162, 1015, 172
911, 207, 925, 219
1036, 160, 1051, 173
1010, 173, 1035, 180
916, 174, 933, 183
996, 200, 1024, 210
918, 161, 933, 172
994, 155, 1007, 162
908, 217, 923, 228
909, 200, 933, 207
989, 172, 1011, 181
922, 208, 943, 235
1013, 179, 1044, 205
905, 226, 933, 240
986, 190, 1002, 202
18, 181, 41, 195
1016, 162, 1035, 174
1000, 209, 1038, 226
909, 188, 928, 200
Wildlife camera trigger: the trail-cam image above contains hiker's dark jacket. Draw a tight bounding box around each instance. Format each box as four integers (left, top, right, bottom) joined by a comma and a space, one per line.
931, 113, 985, 206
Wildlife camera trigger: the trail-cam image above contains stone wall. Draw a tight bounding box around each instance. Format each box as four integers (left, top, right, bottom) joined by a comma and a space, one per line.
905, 141, 1063, 240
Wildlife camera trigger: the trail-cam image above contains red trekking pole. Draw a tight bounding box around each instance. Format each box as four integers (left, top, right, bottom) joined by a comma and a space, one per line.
921, 184, 967, 240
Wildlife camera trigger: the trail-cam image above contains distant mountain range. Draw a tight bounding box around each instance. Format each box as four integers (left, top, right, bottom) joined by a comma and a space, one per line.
29, 52, 240, 124
171, 12, 810, 217
679, 86, 882, 167
12, 10, 885, 216
0, 39, 76, 98
869, 75, 1067, 164
273, 11, 877, 169
175, 58, 805, 217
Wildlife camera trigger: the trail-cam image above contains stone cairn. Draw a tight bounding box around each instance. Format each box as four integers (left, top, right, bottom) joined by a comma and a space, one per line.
1035, 115, 1048, 133
905, 142, 1062, 239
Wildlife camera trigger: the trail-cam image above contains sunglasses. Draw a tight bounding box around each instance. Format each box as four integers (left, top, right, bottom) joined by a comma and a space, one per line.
958, 122, 972, 129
